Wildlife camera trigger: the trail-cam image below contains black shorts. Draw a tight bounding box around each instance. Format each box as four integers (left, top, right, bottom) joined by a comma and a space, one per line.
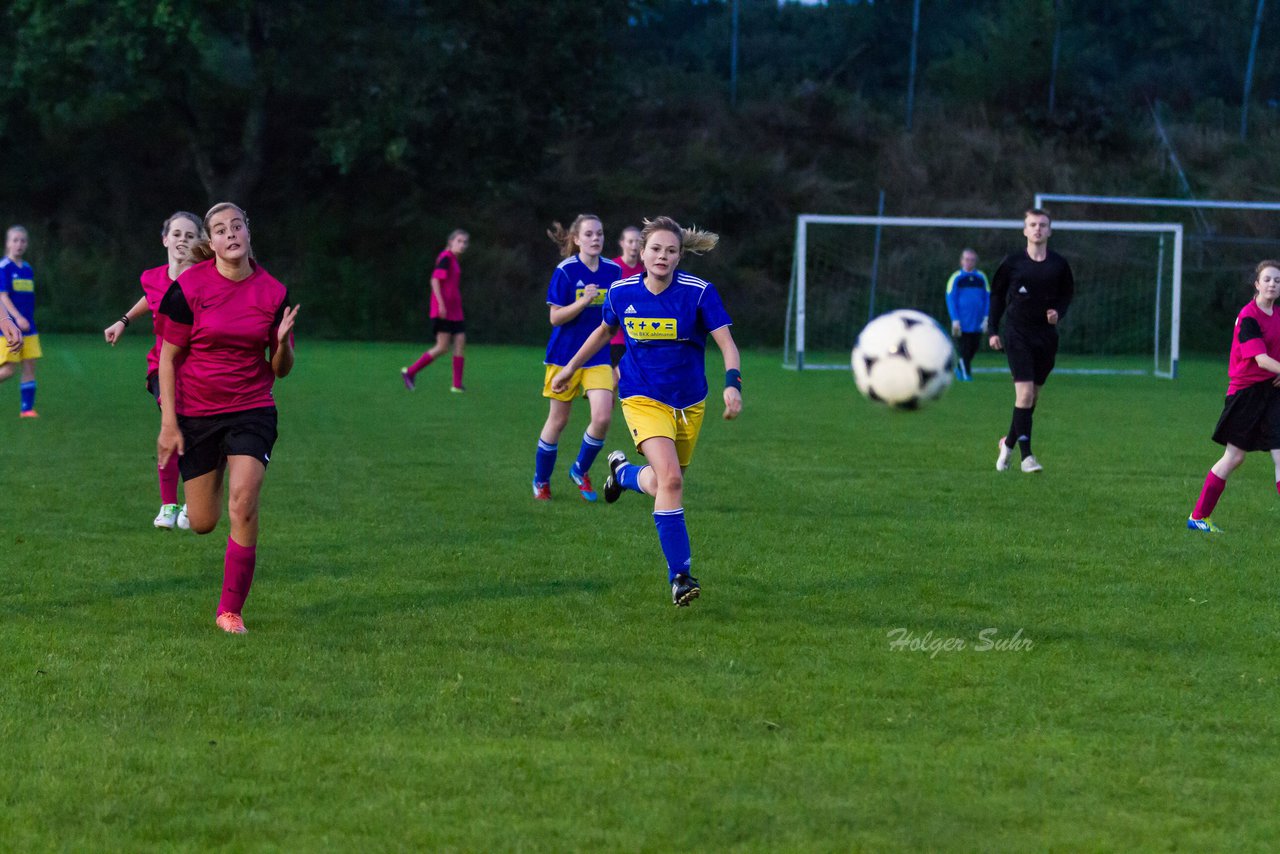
433, 318, 465, 336
610, 343, 626, 368
176, 406, 278, 481
1213, 380, 1280, 451
146, 371, 161, 408
1004, 325, 1058, 385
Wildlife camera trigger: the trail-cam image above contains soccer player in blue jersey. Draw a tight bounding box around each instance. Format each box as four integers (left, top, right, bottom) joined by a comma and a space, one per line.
0, 226, 42, 417
534, 215, 622, 501
552, 216, 743, 606
945, 248, 989, 381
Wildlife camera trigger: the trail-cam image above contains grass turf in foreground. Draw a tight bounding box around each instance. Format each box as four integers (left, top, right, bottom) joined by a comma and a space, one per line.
2, 336, 1279, 850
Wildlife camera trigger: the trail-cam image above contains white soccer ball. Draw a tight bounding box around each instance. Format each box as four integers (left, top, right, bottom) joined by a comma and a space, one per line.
851, 309, 955, 409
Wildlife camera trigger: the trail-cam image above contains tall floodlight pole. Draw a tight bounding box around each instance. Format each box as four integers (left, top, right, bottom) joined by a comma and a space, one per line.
1242, 0, 1266, 140
730, 0, 740, 109
1048, 0, 1061, 115
905, 0, 921, 131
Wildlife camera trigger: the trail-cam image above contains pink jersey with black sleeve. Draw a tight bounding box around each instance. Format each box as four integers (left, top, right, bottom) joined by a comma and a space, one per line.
1226, 299, 1280, 394
158, 259, 290, 417
430, 249, 464, 321
140, 265, 174, 376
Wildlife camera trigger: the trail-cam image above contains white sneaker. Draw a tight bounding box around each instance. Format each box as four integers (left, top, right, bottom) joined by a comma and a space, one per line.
1021, 455, 1043, 473
995, 438, 1012, 471
153, 503, 180, 529
176, 504, 191, 530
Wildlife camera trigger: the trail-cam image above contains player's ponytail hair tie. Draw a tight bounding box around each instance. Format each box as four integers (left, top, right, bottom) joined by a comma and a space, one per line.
640, 216, 719, 256
546, 214, 602, 259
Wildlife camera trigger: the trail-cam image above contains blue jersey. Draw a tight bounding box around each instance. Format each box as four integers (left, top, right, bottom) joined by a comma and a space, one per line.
544, 255, 621, 368
945, 269, 989, 333
0, 258, 36, 335
604, 269, 733, 409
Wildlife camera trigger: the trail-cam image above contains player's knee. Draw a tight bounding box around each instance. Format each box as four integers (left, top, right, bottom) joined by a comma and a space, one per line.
656, 468, 684, 494
227, 494, 259, 528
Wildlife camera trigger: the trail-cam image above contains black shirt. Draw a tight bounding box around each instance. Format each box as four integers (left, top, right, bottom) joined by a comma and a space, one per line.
989, 249, 1075, 335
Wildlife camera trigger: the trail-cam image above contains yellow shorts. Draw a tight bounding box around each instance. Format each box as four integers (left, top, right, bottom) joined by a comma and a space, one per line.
620, 396, 706, 467
0, 333, 41, 365
543, 363, 614, 401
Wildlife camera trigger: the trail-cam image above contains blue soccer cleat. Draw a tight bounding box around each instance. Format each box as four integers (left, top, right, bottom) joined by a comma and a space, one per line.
570, 465, 598, 502
1187, 516, 1223, 533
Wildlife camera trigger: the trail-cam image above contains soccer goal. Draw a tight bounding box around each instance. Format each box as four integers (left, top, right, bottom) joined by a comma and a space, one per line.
785, 215, 1183, 378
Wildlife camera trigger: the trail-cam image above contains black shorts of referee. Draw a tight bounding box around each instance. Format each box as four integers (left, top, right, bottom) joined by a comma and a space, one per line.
177, 406, 279, 481
1004, 324, 1058, 386
1213, 380, 1280, 451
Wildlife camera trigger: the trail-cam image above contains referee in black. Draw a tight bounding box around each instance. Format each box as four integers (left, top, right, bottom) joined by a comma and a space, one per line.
988, 208, 1075, 473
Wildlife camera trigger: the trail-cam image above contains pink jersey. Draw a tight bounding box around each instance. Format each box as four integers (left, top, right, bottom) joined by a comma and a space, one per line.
430, 249, 464, 321
159, 259, 290, 417
140, 265, 173, 376
1227, 299, 1280, 394
609, 256, 644, 345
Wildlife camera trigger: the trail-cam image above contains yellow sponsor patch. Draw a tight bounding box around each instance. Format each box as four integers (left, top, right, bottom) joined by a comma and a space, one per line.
575, 286, 607, 306
11, 278, 34, 292
624, 317, 677, 340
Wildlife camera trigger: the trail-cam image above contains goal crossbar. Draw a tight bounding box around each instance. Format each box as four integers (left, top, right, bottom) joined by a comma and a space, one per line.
787, 214, 1184, 378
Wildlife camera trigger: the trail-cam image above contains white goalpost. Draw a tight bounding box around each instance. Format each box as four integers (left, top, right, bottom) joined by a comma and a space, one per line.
785, 214, 1184, 378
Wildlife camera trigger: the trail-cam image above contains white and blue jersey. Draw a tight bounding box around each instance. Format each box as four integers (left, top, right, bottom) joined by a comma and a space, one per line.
544, 255, 621, 368
0, 258, 36, 334
945, 268, 989, 333
603, 269, 733, 410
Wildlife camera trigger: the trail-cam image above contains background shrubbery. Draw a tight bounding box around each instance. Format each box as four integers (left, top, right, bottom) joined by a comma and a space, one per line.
2, 0, 1278, 349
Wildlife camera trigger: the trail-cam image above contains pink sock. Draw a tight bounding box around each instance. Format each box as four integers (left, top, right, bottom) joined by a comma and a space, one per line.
407, 351, 435, 376
1193, 471, 1227, 520
158, 459, 180, 505
452, 356, 464, 388
218, 537, 257, 616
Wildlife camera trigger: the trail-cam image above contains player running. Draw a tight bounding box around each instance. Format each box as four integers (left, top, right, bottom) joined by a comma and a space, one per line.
533, 215, 621, 501
609, 225, 644, 382
0, 226, 43, 417
1186, 260, 1280, 533
402, 229, 469, 392
104, 211, 203, 530
989, 208, 1075, 473
552, 216, 743, 606
156, 203, 299, 634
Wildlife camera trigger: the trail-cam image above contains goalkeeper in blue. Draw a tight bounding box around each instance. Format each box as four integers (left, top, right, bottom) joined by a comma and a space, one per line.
551, 216, 743, 607
945, 248, 989, 381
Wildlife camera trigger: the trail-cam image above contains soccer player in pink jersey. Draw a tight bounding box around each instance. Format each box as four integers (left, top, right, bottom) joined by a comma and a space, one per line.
156, 203, 299, 634
1187, 260, 1280, 533
402, 229, 469, 392
609, 225, 643, 385
104, 211, 203, 530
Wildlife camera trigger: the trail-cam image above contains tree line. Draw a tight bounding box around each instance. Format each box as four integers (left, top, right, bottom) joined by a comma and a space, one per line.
1, 0, 1275, 349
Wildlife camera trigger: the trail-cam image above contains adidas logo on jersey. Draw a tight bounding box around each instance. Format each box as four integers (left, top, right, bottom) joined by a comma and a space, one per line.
624, 304, 637, 314
1018, 286, 1028, 293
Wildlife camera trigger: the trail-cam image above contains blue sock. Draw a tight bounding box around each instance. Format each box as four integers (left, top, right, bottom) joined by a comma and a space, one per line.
619, 463, 646, 494
534, 440, 557, 485
19, 381, 35, 412
573, 432, 605, 476
653, 508, 692, 582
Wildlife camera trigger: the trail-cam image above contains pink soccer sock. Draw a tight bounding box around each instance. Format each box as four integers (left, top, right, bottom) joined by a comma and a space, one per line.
407, 351, 435, 377
158, 459, 180, 505
452, 356, 465, 388
1193, 471, 1227, 520
218, 537, 257, 616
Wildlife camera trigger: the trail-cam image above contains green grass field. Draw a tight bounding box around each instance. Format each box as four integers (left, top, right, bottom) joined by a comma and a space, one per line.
4, 336, 1279, 851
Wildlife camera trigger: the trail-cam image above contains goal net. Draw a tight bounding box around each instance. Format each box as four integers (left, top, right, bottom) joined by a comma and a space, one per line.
785, 215, 1183, 378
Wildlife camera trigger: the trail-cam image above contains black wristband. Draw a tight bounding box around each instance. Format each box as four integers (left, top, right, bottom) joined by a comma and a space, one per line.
725, 368, 742, 391
119, 315, 131, 327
